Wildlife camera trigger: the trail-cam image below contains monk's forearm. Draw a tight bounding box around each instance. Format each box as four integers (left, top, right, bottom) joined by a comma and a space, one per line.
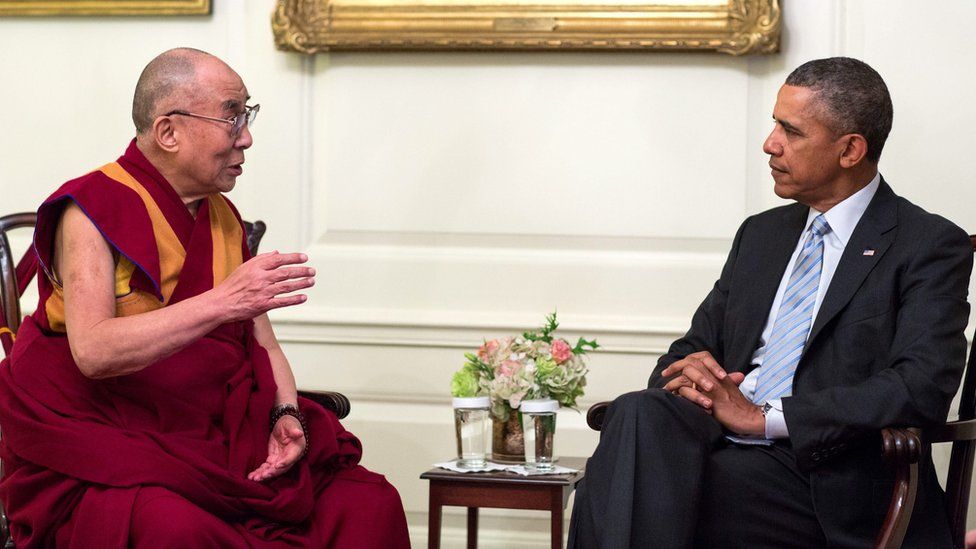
253, 314, 298, 406
270, 351, 299, 407
70, 292, 230, 379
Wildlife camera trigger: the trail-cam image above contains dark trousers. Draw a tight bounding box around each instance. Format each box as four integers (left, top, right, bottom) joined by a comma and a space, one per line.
569, 389, 827, 549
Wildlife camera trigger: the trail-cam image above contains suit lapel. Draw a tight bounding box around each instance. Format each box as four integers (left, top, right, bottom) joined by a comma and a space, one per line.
804, 180, 898, 350
730, 204, 807, 372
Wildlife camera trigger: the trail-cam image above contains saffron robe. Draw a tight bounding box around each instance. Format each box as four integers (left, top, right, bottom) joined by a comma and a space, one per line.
0, 141, 410, 548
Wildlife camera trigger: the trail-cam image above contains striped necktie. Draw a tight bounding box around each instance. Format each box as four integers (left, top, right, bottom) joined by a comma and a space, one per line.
753, 214, 831, 404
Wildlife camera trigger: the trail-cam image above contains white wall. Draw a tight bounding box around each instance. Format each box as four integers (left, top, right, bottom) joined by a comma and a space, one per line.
2, 1, 976, 546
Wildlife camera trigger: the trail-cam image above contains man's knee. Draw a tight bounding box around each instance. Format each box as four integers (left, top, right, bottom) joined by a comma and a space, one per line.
608, 388, 700, 422
609, 388, 669, 414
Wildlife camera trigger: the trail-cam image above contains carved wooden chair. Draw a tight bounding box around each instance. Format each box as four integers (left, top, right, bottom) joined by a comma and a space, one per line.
0, 213, 349, 548
584, 235, 976, 549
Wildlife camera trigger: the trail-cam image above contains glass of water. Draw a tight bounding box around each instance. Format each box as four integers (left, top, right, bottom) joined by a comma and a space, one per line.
453, 396, 491, 468
520, 399, 559, 472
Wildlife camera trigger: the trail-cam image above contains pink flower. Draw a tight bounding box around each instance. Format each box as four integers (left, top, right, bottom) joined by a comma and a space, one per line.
478, 339, 500, 361
498, 360, 522, 378
551, 339, 573, 364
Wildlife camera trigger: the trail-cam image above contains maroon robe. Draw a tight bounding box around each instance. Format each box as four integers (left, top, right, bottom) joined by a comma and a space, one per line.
0, 141, 410, 548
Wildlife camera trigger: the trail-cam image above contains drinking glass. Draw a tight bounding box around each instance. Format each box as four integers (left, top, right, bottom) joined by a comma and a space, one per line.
453, 396, 491, 468
520, 399, 559, 471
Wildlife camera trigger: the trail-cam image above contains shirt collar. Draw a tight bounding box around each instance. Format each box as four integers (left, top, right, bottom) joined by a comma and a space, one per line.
805, 172, 881, 247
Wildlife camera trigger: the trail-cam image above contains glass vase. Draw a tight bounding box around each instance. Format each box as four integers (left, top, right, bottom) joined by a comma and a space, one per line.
491, 410, 525, 463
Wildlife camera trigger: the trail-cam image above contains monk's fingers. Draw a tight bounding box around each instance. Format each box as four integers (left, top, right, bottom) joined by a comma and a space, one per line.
271, 277, 315, 296
247, 461, 274, 481
269, 266, 316, 283
259, 251, 308, 269
266, 294, 309, 310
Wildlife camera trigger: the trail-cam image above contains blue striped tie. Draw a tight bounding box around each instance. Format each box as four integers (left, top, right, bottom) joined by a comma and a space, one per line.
753, 214, 831, 404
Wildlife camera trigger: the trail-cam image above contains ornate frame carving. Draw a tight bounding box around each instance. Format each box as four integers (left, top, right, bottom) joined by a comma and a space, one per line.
0, 0, 211, 16
273, 0, 779, 54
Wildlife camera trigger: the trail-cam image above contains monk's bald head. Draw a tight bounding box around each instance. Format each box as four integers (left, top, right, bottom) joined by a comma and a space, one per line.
131, 48, 216, 134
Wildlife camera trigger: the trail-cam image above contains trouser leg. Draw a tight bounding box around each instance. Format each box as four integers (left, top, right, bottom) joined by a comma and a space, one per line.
569, 389, 724, 549
694, 443, 826, 548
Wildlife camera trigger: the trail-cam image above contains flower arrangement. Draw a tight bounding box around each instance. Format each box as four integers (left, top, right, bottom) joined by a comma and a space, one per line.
451, 312, 599, 421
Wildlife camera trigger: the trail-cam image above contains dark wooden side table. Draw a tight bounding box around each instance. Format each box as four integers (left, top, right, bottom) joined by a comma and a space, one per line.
420, 456, 586, 549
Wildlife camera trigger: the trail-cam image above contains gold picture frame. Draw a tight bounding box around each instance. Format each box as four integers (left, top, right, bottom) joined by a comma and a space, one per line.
0, 0, 211, 16
273, 0, 779, 54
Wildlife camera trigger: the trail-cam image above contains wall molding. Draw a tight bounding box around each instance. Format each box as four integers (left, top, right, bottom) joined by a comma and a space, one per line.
272, 306, 688, 354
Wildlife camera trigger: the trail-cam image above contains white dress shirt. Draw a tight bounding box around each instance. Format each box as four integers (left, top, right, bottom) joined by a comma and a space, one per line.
741, 172, 881, 439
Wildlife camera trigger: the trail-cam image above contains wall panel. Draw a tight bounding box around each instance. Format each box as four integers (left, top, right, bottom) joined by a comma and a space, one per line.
3, 1, 976, 546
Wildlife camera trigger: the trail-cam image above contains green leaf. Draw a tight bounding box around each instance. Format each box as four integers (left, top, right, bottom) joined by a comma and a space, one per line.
522, 310, 559, 344
572, 337, 600, 355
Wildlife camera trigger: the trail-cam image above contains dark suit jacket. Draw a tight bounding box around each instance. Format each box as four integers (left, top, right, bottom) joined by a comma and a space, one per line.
648, 180, 972, 547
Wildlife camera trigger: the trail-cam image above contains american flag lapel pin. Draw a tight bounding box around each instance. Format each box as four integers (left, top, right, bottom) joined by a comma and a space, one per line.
863, 248, 876, 256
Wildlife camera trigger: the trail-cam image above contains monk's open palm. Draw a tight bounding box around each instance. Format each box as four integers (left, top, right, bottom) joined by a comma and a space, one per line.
247, 415, 306, 482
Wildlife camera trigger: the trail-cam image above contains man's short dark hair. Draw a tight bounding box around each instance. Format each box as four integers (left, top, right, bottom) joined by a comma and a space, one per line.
785, 57, 893, 163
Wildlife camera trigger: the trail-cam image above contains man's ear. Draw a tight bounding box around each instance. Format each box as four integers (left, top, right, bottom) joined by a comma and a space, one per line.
838, 133, 869, 169
151, 116, 179, 153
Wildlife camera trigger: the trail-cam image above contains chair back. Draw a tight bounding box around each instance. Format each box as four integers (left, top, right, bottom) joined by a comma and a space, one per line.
958, 235, 976, 423
243, 220, 266, 258
943, 235, 976, 547
0, 213, 37, 355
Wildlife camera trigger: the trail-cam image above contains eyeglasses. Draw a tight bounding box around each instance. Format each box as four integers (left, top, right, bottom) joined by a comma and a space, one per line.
165, 104, 260, 136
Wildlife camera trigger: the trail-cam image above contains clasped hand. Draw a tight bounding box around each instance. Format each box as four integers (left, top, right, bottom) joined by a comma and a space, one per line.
661, 351, 765, 436
213, 251, 316, 322
247, 415, 307, 482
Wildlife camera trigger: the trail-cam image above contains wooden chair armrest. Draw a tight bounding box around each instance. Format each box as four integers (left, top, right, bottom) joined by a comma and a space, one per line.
586, 401, 611, 431
875, 427, 922, 549
298, 390, 351, 420
881, 426, 922, 465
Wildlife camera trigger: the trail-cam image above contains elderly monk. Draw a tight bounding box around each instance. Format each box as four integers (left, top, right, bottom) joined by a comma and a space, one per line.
0, 48, 410, 547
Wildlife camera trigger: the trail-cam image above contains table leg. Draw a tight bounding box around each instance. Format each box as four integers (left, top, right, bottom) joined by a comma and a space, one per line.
428, 488, 442, 549
551, 489, 563, 549
467, 507, 479, 549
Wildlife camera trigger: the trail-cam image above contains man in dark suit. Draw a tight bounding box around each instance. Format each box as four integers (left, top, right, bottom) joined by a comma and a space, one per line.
569, 57, 972, 548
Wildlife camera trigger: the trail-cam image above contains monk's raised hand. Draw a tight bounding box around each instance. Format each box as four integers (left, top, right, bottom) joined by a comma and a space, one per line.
247, 415, 307, 482
214, 251, 316, 321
